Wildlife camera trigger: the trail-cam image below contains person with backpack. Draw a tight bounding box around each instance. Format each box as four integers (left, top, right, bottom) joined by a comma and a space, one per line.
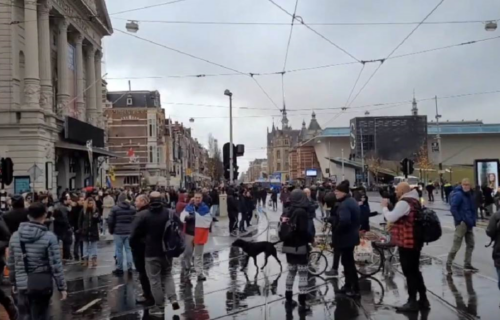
330, 180, 361, 297
281, 189, 313, 312
486, 207, 500, 300
180, 191, 212, 281
130, 191, 181, 317
382, 182, 429, 313
447, 178, 478, 275
8, 202, 67, 320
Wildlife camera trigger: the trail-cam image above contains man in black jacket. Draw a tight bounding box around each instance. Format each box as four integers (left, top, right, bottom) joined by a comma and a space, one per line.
227, 188, 239, 235
130, 192, 180, 317
3, 195, 29, 234
329, 180, 360, 297
53, 196, 72, 261
131, 194, 153, 305
109, 192, 137, 276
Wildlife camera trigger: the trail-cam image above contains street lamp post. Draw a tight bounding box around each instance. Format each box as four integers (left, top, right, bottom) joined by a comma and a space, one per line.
435, 96, 444, 195
224, 89, 234, 183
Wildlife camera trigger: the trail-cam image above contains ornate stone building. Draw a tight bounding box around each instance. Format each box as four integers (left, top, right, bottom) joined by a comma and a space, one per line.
0, 0, 113, 194
267, 108, 322, 182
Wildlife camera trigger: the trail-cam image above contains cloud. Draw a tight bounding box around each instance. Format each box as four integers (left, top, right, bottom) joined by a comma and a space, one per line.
104, 0, 500, 171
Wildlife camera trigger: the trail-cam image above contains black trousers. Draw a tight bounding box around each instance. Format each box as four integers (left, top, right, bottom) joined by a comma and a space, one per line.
18, 292, 52, 320
132, 246, 153, 300
340, 247, 359, 291
427, 191, 434, 202
399, 247, 427, 301
229, 214, 237, 233
332, 248, 341, 270
60, 231, 72, 260
73, 233, 83, 260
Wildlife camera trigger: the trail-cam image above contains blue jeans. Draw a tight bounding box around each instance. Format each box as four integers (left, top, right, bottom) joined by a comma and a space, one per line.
114, 235, 133, 271
83, 241, 98, 259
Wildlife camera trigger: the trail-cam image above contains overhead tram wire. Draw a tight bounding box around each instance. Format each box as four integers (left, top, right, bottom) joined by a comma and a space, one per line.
344, 0, 447, 111
267, 0, 360, 63
279, 0, 300, 115
322, 0, 446, 128
109, 0, 187, 16
115, 28, 281, 112
109, 17, 500, 26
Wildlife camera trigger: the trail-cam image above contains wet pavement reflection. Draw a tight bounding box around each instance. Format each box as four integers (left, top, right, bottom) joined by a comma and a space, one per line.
32, 243, 500, 320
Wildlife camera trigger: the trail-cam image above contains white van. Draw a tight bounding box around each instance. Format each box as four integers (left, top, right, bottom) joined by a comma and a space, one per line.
393, 176, 420, 189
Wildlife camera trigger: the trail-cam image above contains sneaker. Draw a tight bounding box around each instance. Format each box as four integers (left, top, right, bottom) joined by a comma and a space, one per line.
171, 300, 180, 310
112, 269, 124, 276
325, 269, 339, 278
464, 265, 479, 273
396, 300, 419, 313
198, 274, 207, 282
149, 306, 165, 317
419, 298, 431, 310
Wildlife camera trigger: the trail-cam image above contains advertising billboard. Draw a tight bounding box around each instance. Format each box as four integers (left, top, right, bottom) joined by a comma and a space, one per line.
475, 159, 499, 192
306, 169, 318, 177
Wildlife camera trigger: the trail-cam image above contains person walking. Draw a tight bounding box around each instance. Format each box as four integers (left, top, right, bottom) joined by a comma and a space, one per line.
239, 190, 254, 232
108, 192, 136, 276
486, 207, 500, 302
3, 195, 29, 234
482, 184, 494, 217
271, 188, 278, 211
69, 195, 84, 261
79, 197, 101, 268
53, 196, 72, 261
130, 192, 180, 317
8, 203, 67, 320
130, 194, 154, 306
210, 187, 220, 218
426, 181, 435, 202
282, 189, 313, 312
324, 191, 341, 278
329, 180, 360, 297
102, 191, 115, 235
474, 186, 485, 220
0, 213, 17, 320
180, 193, 195, 272
180, 191, 212, 281
227, 188, 239, 235
447, 178, 478, 274
382, 182, 429, 312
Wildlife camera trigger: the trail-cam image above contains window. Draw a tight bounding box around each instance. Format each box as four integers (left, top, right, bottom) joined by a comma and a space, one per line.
67, 45, 75, 71
69, 157, 76, 173
124, 176, 139, 185
149, 146, 153, 163
277, 163, 281, 171
157, 146, 160, 164
127, 97, 133, 106
148, 119, 153, 137
84, 160, 90, 174
276, 150, 281, 160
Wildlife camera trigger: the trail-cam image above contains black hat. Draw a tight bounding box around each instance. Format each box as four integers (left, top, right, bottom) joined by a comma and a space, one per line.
336, 180, 350, 194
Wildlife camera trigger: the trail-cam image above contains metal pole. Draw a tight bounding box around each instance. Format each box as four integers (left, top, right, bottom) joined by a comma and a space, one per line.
328, 140, 332, 178
341, 148, 345, 181
229, 95, 234, 183
360, 127, 365, 185
435, 96, 444, 195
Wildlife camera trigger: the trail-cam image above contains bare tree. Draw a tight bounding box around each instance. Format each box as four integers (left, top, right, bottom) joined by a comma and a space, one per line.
366, 155, 382, 183
416, 143, 433, 181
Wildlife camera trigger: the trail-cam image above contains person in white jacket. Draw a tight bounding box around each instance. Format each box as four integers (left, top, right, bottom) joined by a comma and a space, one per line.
180, 192, 212, 281
102, 192, 115, 235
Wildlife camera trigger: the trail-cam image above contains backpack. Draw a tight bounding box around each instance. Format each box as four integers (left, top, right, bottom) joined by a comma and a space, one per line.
162, 210, 185, 258
415, 206, 442, 244
278, 208, 300, 241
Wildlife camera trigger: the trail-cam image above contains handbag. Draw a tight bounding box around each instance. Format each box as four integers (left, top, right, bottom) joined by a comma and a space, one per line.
20, 241, 53, 296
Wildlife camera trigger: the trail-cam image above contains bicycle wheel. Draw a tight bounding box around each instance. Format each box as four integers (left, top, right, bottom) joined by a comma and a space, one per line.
356, 246, 383, 276
308, 251, 328, 276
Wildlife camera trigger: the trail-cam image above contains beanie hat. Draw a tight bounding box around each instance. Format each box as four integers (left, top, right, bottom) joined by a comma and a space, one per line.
336, 180, 350, 194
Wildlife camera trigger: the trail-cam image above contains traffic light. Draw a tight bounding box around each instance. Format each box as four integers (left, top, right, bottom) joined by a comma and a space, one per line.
0, 157, 14, 187
400, 158, 415, 178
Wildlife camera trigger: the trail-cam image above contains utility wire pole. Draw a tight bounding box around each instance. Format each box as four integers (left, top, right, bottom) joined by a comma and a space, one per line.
435, 96, 444, 196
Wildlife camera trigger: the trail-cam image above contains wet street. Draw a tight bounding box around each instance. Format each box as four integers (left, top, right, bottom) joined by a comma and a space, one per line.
3, 203, 498, 320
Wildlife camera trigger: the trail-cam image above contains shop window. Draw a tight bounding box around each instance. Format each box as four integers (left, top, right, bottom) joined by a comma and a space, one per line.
69, 157, 76, 173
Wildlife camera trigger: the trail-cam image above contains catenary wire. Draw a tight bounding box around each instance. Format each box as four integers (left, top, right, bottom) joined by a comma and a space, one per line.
282, 0, 300, 71
322, 0, 446, 128
267, 0, 360, 63
109, 0, 186, 16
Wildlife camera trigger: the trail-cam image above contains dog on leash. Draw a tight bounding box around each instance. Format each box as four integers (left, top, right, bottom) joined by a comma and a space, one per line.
232, 239, 282, 272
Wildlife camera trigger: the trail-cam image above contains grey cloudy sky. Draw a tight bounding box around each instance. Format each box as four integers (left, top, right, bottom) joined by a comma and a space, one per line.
103, 0, 500, 172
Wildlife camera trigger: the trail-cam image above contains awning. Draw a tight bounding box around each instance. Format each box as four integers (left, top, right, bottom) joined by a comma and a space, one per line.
55, 141, 120, 158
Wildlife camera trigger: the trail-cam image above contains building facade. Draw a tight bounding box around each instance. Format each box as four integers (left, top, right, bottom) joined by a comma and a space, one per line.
0, 0, 113, 194
105, 91, 167, 188
246, 158, 267, 182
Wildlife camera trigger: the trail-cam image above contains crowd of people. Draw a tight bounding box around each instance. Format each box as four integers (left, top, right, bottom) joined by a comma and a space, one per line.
0, 175, 499, 319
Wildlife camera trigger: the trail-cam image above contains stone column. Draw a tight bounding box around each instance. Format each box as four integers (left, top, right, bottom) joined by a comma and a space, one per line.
94, 50, 103, 128
23, 0, 40, 110
38, 0, 53, 115
57, 19, 70, 117
85, 45, 97, 126
75, 34, 85, 121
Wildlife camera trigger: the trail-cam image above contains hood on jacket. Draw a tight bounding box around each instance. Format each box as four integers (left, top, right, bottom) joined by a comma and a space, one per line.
18, 222, 48, 244
290, 189, 309, 208
149, 199, 164, 212
118, 202, 132, 210
178, 193, 188, 203
401, 189, 420, 201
